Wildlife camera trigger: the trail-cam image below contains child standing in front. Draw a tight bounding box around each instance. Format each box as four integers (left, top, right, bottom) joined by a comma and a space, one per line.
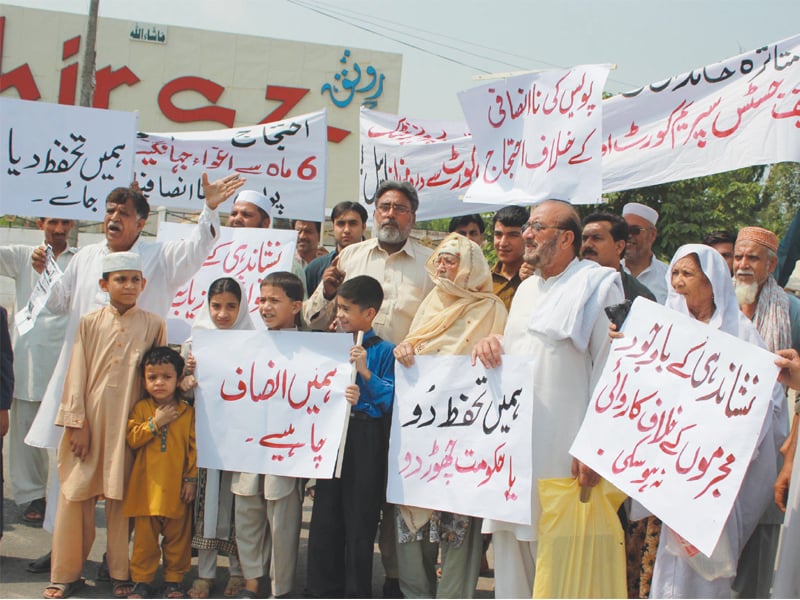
184, 277, 253, 600
233, 271, 306, 599
125, 346, 197, 599
45, 252, 165, 600
306, 275, 395, 598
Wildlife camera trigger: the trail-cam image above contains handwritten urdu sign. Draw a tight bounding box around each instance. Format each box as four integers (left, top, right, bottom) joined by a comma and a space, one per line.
157, 223, 296, 343
136, 109, 328, 220
359, 108, 499, 220
602, 34, 800, 193
193, 329, 352, 478
387, 355, 534, 525
570, 298, 779, 556
1, 98, 136, 220
458, 65, 609, 205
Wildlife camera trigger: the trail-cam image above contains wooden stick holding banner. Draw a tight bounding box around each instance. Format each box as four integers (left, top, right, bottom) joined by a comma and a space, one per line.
335, 330, 363, 478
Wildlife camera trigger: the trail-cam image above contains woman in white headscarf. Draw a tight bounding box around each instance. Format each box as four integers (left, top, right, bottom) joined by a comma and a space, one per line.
184, 277, 254, 599
648, 244, 787, 598
392, 232, 507, 599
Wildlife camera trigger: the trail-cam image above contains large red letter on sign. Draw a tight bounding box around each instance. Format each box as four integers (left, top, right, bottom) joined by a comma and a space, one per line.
158, 76, 236, 127
0, 17, 41, 100
93, 65, 141, 108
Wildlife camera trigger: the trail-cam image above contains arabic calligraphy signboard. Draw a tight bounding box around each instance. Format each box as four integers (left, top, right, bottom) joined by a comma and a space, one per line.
570, 299, 779, 556
359, 108, 500, 220
387, 355, 534, 525
602, 34, 800, 193
137, 110, 327, 219
156, 223, 296, 343
193, 329, 352, 477
458, 65, 609, 206
0, 98, 136, 220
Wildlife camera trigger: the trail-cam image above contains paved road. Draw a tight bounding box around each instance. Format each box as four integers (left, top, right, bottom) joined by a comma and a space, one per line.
1, 475, 495, 598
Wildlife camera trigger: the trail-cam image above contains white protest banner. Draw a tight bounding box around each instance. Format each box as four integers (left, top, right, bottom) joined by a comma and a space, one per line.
602, 35, 800, 193
157, 223, 296, 343
136, 109, 327, 220
193, 329, 352, 477
14, 245, 63, 336
0, 98, 136, 220
458, 65, 609, 206
387, 355, 533, 525
570, 298, 778, 556
359, 108, 500, 220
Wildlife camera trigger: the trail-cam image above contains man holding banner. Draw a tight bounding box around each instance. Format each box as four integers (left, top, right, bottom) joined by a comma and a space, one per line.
0, 218, 76, 527
472, 199, 623, 598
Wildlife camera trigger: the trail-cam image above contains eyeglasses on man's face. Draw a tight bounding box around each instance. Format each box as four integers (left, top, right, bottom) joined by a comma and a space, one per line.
375, 202, 413, 215
521, 221, 563, 234
627, 225, 653, 237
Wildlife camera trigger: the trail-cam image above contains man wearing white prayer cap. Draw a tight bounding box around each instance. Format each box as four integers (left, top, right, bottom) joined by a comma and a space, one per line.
621, 201, 669, 303
227, 190, 272, 229
225, 189, 308, 295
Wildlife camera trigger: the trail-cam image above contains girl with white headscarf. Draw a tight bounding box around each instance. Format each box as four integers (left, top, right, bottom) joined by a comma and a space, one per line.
184, 277, 254, 599
393, 233, 507, 598
649, 245, 787, 598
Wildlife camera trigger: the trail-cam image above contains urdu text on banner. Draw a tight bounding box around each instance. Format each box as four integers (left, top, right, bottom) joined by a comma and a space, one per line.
602, 35, 800, 192
136, 109, 328, 220
458, 65, 610, 206
359, 108, 499, 220
0, 98, 136, 220
387, 355, 533, 525
569, 298, 779, 557
156, 223, 296, 343
193, 329, 352, 478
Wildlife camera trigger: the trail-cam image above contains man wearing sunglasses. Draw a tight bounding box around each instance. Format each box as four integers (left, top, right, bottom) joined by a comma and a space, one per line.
620, 202, 669, 303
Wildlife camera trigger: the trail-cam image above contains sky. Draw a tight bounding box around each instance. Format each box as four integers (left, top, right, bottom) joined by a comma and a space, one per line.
4, 0, 800, 120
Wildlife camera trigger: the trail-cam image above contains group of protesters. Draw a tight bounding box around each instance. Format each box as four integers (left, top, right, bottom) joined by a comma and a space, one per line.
1, 174, 800, 600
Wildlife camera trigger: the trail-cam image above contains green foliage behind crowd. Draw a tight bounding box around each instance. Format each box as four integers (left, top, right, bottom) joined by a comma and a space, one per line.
417, 162, 800, 265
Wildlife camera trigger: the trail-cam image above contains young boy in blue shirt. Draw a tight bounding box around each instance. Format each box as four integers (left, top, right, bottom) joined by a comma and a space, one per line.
306, 275, 395, 598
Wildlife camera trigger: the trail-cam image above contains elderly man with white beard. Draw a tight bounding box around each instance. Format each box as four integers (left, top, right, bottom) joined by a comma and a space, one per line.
731, 226, 800, 599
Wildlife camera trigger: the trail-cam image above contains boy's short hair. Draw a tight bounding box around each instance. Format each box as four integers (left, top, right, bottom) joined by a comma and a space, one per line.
449, 214, 486, 234
140, 346, 185, 377
337, 275, 384, 312
331, 201, 368, 223
492, 205, 529, 228
260, 271, 304, 302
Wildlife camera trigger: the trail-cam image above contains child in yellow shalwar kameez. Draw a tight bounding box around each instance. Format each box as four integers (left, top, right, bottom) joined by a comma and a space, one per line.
124, 346, 197, 599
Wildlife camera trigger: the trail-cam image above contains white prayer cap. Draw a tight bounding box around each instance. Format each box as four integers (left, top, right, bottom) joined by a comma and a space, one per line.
622, 202, 659, 226
102, 251, 142, 273
234, 190, 271, 217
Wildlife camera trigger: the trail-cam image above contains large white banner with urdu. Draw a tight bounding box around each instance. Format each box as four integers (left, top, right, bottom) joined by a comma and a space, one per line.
1, 98, 136, 220
157, 223, 296, 343
387, 355, 534, 525
193, 329, 352, 478
359, 108, 499, 220
602, 35, 800, 192
136, 110, 327, 220
570, 299, 779, 556
458, 65, 610, 206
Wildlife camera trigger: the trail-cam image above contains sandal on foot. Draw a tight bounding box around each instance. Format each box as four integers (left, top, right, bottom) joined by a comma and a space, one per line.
111, 578, 135, 598
127, 582, 155, 599
224, 576, 244, 598
236, 591, 258, 599
162, 582, 184, 598
22, 497, 46, 525
188, 578, 213, 599
43, 579, 85, 599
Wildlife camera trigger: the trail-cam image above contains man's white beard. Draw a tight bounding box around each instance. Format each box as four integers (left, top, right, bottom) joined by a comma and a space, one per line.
735, 279, 759, 305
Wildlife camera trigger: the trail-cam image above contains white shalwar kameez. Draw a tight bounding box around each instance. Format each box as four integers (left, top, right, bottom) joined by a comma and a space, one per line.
482, 257, 623, 598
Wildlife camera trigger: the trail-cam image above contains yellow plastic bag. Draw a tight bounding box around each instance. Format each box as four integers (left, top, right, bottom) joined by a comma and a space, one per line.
533, 477, 627, 598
